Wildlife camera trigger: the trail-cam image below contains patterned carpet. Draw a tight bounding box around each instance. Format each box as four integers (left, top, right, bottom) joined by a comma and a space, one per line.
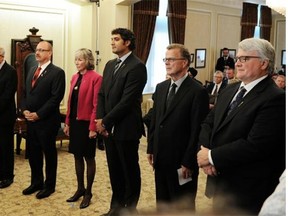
0, 137, 212, 216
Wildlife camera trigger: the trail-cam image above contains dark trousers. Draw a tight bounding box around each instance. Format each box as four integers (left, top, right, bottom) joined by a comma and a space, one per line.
0, 124, 14, 180
104, 137, 141, 211
27, 125, 58, 189
154, 165, 198, 212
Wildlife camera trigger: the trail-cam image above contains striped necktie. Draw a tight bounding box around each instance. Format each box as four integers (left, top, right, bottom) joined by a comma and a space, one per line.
113, 59, 122, 74
32, 67, 41, 87
227, 87, 246, 115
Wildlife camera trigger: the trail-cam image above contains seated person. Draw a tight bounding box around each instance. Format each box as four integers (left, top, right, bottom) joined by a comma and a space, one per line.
226, 67, 240, 84
274, 74, 285, 90
206, 71, 226, 109
278, 64, 286, 76
188, 67, 203, 85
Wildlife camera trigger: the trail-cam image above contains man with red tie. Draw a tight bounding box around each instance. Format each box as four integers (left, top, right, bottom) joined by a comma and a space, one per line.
21, 41, 65, 199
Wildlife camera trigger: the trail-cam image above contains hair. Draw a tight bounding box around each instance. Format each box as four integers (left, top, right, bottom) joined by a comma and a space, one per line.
214, 70, 224, 78
223, 47, 229, 51
276, 74, 286, 80
75, 48, 95, 70
188, 67, 198, 77
238, 38, 275, 74
39, 41, 53, 51
166, 43, 191, 66
111, 28, 136, 51
227, 67, 235, 72
0, 47, 5, 56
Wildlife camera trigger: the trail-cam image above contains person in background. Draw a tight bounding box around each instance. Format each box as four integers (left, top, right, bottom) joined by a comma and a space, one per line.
96, 28, 147, 216
22, 41, 66, 199
64, 48, 102, 209
188, 67, 202, 85
197, 38, 285, 215
0, 47, 17, 189
206, 70, 226, 109
215, 47, 235, 73
274, 74, 285, 90
278, 64, 285, 76
271, 72, 278, 81
142, 94, 154, 130
226, 67, 239, 84
147, 44, 209, 214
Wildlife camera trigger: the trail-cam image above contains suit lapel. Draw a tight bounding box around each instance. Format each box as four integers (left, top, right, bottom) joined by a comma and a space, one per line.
215, 78, 270, 133
213, 83, 240, 131
158, 81, 170, 119
31, 64, 51, 89
162, 77, 191, 120
106, 60, 117, 93
113, 62, 126, 80
106, 57, 130, 96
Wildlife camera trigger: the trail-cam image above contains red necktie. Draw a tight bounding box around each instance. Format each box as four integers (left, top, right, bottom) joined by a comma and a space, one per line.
32, 67, 41, 87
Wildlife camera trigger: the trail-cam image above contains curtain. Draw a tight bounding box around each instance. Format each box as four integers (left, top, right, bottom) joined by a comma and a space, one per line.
167, 0, 187, 44
240, 2, 258, 40
133, 0, 159, 63
259, 5, 272, 41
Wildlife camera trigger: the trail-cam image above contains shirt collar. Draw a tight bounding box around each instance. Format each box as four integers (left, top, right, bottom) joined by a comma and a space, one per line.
0, 60, 5, 70
170, 73, 188, 89
118, 51, 132, 63
38, 60, 51, 73
240, 75, 268, 93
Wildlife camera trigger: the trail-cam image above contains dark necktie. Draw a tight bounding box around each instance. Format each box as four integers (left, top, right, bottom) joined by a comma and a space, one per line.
32, 67, 41, 87
227, 87, 247, 115
212, 85, 218, 95
113, 59, 122, 75
166, 83, 177, 110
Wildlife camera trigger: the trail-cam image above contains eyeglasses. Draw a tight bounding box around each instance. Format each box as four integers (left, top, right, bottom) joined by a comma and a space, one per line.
35, 48, 50, 52
234, 56, 261, 63
163, 58, 185, 63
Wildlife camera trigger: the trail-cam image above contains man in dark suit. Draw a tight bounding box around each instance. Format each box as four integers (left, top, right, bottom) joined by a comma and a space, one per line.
215, 47, 235, 73
21, 41, 65, 199
96, 28, 147, 216
197, 38, 285, 215
147, 44, 209, 213
0, 47, 17, 189
206, 70, 226, 109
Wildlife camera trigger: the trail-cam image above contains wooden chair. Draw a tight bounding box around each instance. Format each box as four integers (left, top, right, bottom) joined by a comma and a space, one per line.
11, 27, 68, 157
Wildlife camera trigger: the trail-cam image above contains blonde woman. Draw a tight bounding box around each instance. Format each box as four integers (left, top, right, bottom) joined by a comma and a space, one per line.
64, 48, 102, 209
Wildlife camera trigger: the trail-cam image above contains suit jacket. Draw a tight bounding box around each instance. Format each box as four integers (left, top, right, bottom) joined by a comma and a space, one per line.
147, 77, 209, 171
198, 77, 286, 212
206, 82, 227, 104
0, 61, 17, 126
206, 82, 226, 95
22, 63, 66, 130
215, 56, 235, 72
97, 53, 147, 141
65, 70, 102, 131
